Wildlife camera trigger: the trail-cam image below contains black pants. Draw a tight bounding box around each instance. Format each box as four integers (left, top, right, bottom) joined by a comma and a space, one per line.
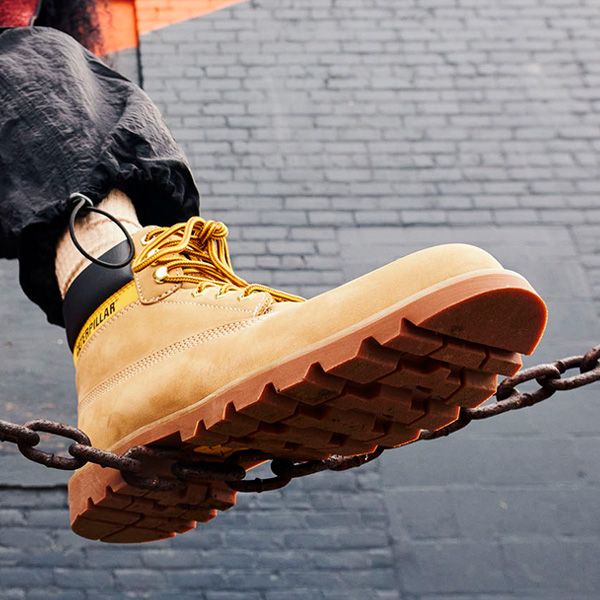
0, 26, 199, 327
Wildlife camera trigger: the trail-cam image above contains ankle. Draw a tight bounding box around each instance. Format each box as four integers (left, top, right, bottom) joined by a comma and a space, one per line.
55, 190, 141, 298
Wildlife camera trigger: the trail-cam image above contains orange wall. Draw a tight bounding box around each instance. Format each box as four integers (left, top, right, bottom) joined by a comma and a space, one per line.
98, 0, 138, 54
100, 0, 247, 54
136, 0, 246, 35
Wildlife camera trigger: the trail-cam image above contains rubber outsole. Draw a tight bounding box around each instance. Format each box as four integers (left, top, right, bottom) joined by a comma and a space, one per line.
68, 271, 547, 543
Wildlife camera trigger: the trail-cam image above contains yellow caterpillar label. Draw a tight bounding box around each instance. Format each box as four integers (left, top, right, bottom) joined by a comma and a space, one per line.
73, 281, 138, 364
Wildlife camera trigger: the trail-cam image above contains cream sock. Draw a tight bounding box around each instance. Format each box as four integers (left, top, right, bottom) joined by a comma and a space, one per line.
55, 189, 142, 298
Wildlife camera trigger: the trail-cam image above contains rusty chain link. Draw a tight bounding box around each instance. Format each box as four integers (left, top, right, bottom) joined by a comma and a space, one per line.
1, 344, 599, 493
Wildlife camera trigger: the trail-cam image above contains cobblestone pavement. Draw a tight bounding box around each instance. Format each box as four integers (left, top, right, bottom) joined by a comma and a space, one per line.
0, 1, 599, 598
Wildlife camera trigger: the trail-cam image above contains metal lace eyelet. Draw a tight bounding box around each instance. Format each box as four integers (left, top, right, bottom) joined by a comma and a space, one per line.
154, 266, 169, 283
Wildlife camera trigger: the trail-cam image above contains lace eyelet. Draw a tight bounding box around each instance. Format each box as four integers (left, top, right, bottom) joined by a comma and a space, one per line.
154, 266, 169, 283
191, 290, 202, 298
140, 233, 152, 246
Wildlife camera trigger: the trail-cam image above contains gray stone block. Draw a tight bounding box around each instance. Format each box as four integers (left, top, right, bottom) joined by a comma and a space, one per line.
503, 540, 600, 593
384, 488, 460, 540
401, 541, 509, 594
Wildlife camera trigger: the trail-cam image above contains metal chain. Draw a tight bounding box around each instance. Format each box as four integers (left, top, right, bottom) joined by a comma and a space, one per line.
1, 344, 599, 493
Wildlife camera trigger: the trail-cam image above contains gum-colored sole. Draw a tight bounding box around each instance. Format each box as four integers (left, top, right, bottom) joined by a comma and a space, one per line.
68, 270, 547, 543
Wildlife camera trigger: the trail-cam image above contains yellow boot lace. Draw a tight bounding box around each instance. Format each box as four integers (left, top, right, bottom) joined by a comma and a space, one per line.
132, 217, 305, 303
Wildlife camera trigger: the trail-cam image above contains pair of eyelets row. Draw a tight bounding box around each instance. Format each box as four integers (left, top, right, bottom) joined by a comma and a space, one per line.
153, 269, 236, 299
191, 288, 251, 302
153, 265, 253, 302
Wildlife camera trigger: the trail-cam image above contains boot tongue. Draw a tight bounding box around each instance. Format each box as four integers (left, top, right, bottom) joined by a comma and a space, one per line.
134, 226, 277, 313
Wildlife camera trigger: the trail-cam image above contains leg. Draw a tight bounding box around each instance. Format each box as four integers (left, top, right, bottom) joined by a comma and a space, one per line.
0, 26, 198, 325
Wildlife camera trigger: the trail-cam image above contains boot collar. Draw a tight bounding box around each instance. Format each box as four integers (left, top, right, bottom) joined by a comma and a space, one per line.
63, 240, 134, 351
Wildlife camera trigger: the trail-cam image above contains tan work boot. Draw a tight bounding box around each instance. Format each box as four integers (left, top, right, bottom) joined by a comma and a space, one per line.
65, 216, 547, 543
